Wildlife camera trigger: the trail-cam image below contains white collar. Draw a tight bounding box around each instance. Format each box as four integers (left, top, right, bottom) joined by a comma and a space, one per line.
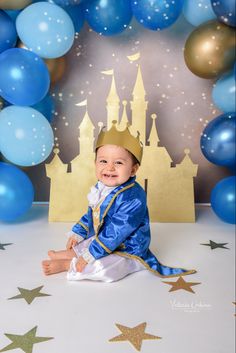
87, 181, 116, 208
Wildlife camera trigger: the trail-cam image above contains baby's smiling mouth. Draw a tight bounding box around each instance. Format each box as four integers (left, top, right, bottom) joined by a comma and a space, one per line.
103, 173, 118, 178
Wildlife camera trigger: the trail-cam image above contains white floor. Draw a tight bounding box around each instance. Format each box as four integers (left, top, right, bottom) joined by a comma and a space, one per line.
0, 205, 235, 353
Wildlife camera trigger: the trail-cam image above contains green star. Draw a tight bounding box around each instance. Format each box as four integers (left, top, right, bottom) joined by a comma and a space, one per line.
0, 243, 13, 250
201, 240, 229, 250
0, 326, 53, 353
8, 286, 51, 305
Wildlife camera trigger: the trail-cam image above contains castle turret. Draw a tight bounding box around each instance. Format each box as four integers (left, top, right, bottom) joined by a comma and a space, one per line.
148, 114, 160, 146
46, 148, 68, 177
130, 65, 148, 143
118, 100, 129, 130
78, 110, 95, 155
176, 149, 198, 177
106, 74, 120, 129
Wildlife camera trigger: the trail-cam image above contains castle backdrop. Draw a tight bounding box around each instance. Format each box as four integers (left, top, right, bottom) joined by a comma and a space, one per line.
9, 17, 231, 206
46, 63, 198, 222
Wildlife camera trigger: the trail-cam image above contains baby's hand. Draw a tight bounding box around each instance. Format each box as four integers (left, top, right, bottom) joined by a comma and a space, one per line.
66, 235, 78, 250
76, 256, 88, 272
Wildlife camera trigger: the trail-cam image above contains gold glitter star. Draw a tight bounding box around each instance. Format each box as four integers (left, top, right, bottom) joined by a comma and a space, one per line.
8, 286, 50, 305
0, 326, 53, 353
162, 276, 201, 293
109, 322, 161, 351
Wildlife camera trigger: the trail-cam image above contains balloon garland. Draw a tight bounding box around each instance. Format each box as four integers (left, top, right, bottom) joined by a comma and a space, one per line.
0, 0, 235, 222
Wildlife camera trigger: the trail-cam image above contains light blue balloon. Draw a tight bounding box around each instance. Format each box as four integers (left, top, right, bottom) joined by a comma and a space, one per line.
0, 106, 54, 166
183, 0, 216, 27
212, 71, 236, 112
16, 2, 75, 58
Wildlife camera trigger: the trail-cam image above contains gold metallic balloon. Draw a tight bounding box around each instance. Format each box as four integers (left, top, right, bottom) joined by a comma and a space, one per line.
45, 57, 66, 85
184, 20, 236, 79
0, 0, 32, 10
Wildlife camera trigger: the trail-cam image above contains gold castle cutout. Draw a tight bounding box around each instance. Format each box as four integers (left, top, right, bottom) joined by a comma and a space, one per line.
46, 63, 198, 222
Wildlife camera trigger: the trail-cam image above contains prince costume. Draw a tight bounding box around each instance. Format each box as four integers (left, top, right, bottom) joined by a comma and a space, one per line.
66, 122, 196, 282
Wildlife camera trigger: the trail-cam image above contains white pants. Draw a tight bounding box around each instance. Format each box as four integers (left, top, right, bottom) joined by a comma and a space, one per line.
67, 236, 145, 283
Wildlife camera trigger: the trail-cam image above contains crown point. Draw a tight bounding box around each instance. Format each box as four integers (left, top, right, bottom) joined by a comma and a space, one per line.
111, 120, 117, 126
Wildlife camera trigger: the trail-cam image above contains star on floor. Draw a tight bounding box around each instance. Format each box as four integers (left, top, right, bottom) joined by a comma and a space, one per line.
8, 286, 51, 305
109, 322, 161, 351
0, 243, 13, 250
0, 326, 53, 353
162, 276, 201, 293
200, 240, 229, 250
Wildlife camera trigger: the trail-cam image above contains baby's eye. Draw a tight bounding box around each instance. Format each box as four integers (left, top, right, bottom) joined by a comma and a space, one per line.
99, 159, 107, 164
115, 161, 123, 165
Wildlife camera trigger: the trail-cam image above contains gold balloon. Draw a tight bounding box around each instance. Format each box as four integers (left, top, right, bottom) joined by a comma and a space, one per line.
0, 0, 32, 10
184, 20, 236, 79
44, 57, 66, 85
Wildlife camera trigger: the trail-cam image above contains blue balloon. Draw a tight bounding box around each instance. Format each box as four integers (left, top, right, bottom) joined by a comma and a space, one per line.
0, 48, 50, 106
32, 94, 55, 123
131, 0, 184, 30
211, 0, 236, 27
183, 0, 216, 27
16, 2, 75, 59
0, 106, 54, 166
4, 9, 21, 22
211, 176, 236, 224
0, 10, 17, 53
65, 4, 84, 32
0, 162, 34, 222
200, 112, 236, 168
52, 0, 82, 5
84, 0, 132, 36
212, 70, 236, 112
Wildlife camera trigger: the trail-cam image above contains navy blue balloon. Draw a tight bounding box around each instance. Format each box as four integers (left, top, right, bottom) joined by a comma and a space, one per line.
84, 0, 132, 36
0, 10, 17, 54
211, 176, 236, 224
200, 113, 236, 168
31, 94, 55, 123
0, 162, 34, 222
65, 4, 84, 32
211, 0, 236, 27
131, 0, 184, 30
0, 48, 50, 106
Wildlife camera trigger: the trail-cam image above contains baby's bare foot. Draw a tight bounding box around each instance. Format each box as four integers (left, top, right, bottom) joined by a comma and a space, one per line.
42, 259, 71, 275
48, 249, 75, 260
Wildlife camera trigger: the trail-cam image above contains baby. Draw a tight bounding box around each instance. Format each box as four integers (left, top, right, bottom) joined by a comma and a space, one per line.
42, 122, 195, 282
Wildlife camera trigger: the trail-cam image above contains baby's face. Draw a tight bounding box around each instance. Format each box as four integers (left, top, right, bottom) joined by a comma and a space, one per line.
95, 144, 139, 187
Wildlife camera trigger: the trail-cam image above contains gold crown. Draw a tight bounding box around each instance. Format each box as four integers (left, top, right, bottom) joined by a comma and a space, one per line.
96, 120, 143, 164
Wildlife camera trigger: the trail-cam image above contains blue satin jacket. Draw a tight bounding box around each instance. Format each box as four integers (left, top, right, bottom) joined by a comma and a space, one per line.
72, 177, 196, 278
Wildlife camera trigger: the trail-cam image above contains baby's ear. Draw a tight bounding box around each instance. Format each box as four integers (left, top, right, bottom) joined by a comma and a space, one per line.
131, 163, 139, 176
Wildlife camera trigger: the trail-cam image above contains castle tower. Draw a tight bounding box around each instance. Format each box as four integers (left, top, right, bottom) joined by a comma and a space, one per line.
148, 114, 160, 146
118, 100, 129, 130
130, 65, 148, 143
78, 109, 95, 155
46, 148, 71, 221
106, 74, 120, 129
